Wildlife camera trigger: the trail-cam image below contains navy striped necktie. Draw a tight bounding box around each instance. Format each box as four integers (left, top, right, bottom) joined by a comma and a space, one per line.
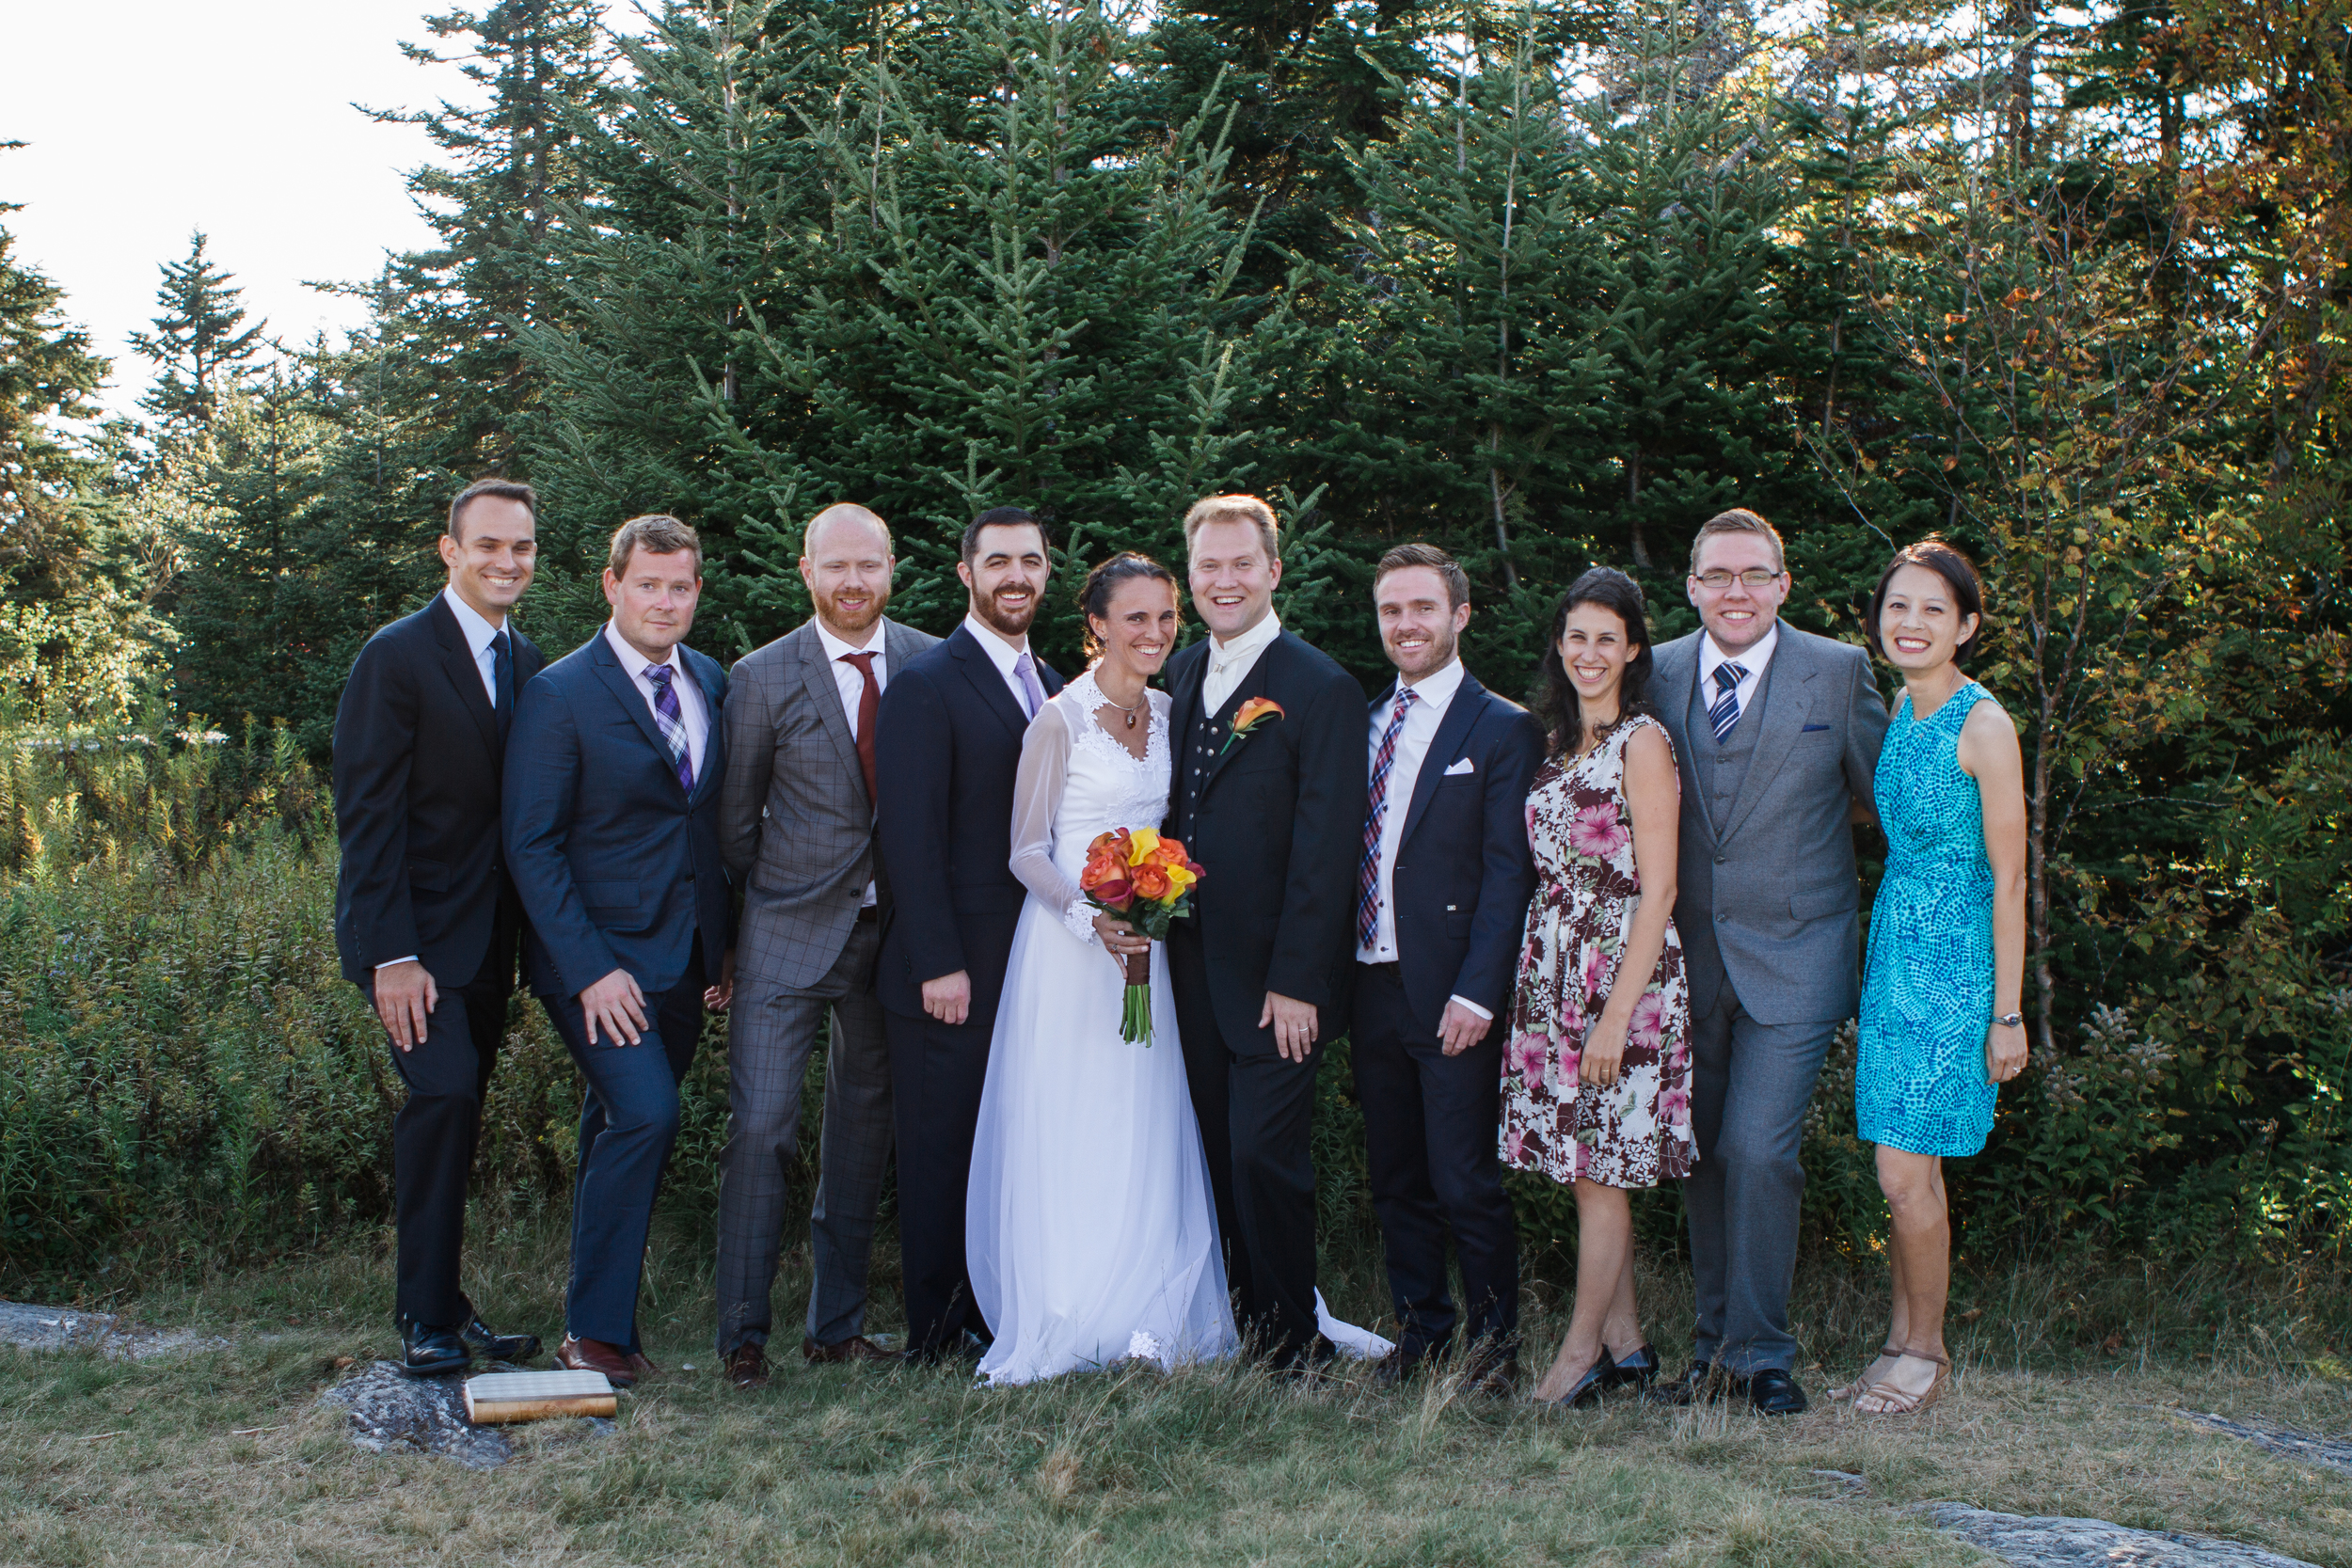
1709, 662, 1748, 742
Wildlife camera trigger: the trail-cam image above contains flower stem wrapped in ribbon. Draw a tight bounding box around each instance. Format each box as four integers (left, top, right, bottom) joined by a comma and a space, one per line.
1076, 827, 1204, 1044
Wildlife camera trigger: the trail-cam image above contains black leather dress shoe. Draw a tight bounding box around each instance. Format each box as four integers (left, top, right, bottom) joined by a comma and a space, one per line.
1607, 1344, 1661, 1391
1748, 1367, 1808, 1416
1645, 1361, 1749, 1406
1368, 1347, 1426, 1389
398, 1317, 470, 1378
456, 1298, 542, 1364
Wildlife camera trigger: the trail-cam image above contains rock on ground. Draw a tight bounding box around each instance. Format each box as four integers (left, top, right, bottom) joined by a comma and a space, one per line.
317, 1360, 614, 1470
1925, 1505, 2320, 1568
2177, 1411, 2352, 1478
0, 1299, 228, 1360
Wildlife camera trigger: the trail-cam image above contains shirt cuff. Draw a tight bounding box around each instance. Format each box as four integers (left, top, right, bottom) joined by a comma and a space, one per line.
1447, 993, 1492, 1022
374, 956, 420, 971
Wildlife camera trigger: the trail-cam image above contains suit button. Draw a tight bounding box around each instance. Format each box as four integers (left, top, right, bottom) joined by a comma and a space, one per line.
1717, 912, 1728, 922
1715, 854, 1726, 863
686, 873, 696, 884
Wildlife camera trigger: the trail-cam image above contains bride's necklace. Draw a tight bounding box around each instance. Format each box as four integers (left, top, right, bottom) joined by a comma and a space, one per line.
1098, 684, 1146, 730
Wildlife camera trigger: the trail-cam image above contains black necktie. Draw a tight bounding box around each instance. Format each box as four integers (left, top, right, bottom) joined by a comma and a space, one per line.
493, 629, 515, 742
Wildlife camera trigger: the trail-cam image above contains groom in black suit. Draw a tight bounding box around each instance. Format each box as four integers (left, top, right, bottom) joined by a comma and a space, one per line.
333, 476, 548, 1376
1165, 495, 1367, 1368
873, 507, 1061, 1363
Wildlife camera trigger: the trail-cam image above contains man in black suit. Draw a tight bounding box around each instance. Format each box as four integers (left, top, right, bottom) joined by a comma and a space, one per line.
333, 476, 549, 1376
504, 514, 735, 1388
1350, 544, 1543, 1393
873, 507, 1060, 1364
1164, 494, 1366, 1369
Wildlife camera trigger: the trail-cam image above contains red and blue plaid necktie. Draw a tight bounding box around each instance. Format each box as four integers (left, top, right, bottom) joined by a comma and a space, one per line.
1358, 687, 1418, 948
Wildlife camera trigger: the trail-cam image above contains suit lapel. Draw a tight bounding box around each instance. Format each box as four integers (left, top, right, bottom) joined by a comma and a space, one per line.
687, 649, 725, 804
950, 626, 1034, 743
1397, 673, 1485, 850
428, 596, 501, 763
590, 634, 678, 781
1720, 636, 1817, 843
796, 626, 863, 783
1661, 640, 1721, 842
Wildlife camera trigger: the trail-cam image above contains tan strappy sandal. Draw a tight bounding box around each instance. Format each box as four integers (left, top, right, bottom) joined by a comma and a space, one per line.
1854, 1349, 1949, 1417
1831, 1346, 1902, 1402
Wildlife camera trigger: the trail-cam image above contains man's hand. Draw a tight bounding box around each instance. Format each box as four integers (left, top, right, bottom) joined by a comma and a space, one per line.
580, 969, 649, 1046
705, 948, 736, 1013
1092, 911, 1148, 971
1579, 1014, 1628, 1086
1438, 999, 1493, 1057
922, 970, 972, 1026
373, 960, 438, 1052
1260, 990, 1319, 1064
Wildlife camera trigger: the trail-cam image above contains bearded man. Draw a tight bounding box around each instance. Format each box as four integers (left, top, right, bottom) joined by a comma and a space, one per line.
710, 503, 941, 1387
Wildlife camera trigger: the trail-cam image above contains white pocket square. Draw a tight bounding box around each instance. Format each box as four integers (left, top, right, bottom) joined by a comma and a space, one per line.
1442, 757, 1475, 776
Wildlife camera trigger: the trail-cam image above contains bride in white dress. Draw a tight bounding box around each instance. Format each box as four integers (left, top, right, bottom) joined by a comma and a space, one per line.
967, 557, 1236, 1385
967, 556, 1392, 1386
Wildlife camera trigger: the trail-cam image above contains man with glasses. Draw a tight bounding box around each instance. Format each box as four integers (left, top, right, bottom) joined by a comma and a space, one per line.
1647, 508, 1889, 1415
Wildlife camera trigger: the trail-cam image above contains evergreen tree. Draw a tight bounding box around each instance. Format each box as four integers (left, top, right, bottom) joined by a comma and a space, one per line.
128, 231, 267, 433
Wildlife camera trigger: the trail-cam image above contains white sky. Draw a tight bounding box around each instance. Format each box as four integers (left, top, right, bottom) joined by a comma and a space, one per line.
0, 1, 629, 422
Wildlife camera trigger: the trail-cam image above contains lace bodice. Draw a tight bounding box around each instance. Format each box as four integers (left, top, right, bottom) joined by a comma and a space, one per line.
1008, 668, 1175, 944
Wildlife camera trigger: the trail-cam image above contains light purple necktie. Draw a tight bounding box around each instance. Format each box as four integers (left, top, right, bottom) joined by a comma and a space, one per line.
644, 665, 695, 793
1013, 650, 1047, 719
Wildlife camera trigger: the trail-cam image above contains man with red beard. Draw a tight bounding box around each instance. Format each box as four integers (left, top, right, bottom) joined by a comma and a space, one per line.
711, 503, 939, 1387
873, 507, 1062, 1364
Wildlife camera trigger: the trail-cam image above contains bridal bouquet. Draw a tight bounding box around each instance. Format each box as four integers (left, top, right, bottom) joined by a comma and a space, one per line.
1077, 828, 1204, 1045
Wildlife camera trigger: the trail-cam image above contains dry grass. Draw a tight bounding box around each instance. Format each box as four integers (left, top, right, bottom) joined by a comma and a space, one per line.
3, 1217, 2346, 1567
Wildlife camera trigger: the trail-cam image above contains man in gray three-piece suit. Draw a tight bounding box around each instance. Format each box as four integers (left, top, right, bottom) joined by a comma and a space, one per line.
1648, 508, 1890, 1417
712, 503, 940, 1387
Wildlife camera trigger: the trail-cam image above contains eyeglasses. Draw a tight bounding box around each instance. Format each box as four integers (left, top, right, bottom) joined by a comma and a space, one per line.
1693, 569, 1784, 590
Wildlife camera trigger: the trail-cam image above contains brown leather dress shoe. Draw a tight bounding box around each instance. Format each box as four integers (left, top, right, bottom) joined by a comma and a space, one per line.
555, 1334, 636, 1388
803, 1335, 899, 1365
1463, 1353, 1521, 1398
722, 1343, 770, 1389
627, 1351, 660, 1382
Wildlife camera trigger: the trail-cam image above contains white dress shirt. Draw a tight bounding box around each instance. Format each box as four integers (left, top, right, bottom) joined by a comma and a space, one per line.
1200, 610, 1282, 713
817, 620, 887, 908
1697, 619, 1780, 731
442, 585, 507, 706
1357, 657, 1490, 1021
603, 619, 709, 780
961, 611, 1038, 715
378, 589, 511, 972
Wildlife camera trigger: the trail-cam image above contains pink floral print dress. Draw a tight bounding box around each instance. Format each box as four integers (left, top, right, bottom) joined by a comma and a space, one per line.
1501, 715, 1695, 1190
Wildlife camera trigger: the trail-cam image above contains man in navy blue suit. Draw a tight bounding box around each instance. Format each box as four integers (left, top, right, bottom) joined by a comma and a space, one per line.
1350, 543, 1543, 1394
872, 507, 1061, 1364
504, 514, 734, 1388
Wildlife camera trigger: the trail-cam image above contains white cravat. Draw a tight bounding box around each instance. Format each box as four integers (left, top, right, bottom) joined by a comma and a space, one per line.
1201, 610, 1282, 713
603, 620, 708, 778
1697, 620, 1780, 733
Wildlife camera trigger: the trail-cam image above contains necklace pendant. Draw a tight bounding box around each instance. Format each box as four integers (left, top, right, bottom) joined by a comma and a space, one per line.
1125, 710, 1137, 730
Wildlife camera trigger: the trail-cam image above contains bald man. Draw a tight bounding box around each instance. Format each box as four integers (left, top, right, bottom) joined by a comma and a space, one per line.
711, 504, 941, 1386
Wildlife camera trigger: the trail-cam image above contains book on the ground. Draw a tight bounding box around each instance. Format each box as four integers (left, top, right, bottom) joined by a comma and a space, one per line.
462, 1370, 618, 1424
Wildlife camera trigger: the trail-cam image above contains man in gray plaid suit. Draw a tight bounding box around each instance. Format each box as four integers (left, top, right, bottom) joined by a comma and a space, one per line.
713, 503, 939, 1387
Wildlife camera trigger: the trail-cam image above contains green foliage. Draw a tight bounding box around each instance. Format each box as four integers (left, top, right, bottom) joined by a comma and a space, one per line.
126, 231, 268, 435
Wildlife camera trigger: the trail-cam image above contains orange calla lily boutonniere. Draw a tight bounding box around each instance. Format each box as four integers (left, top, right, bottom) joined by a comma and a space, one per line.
1220, 696, 1285, 755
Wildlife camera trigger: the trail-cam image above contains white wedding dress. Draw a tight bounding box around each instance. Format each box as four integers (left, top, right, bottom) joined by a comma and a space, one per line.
967, 670, 1390, 1386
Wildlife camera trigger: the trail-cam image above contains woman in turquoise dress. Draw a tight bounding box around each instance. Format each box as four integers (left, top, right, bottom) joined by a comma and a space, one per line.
1837, 540, 2026, 1418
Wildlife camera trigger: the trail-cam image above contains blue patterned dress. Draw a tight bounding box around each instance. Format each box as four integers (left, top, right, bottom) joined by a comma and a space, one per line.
1856, 681, 2000, 1156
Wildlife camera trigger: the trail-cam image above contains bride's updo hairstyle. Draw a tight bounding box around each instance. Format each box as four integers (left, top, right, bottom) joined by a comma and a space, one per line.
1079, 551, 1178, 660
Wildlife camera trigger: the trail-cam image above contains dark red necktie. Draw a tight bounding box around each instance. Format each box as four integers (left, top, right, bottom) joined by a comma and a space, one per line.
841, 651, 880, 802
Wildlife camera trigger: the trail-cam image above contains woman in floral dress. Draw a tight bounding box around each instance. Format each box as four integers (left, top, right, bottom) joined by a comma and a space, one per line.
1502, 568, 1694, 1406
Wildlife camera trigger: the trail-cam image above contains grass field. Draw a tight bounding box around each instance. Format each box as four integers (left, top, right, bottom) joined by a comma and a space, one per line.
4, 1213, 2348, 1568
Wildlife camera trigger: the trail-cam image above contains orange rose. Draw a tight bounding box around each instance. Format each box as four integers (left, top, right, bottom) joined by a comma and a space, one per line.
1131, 863, 1172, 901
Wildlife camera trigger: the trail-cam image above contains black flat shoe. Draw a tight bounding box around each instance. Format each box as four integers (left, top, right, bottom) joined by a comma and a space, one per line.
1748, 1367, 1808, 1416
398, 1317, 470, 1378
1606, 1344, 1660, 1391
1541, 1354, 1613, 1409
457, 1297, 543, 1364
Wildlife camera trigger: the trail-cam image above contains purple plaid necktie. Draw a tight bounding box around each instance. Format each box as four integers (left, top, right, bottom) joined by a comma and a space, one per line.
1358, 687, 1418, 948
644, 664, 695, 793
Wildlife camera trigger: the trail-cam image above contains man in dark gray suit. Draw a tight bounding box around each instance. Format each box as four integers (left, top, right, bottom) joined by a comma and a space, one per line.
1648, 508, 1889, 1416
712, 503, 939, 1388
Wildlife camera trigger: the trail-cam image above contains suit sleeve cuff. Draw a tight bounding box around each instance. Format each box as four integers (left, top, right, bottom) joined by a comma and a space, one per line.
1448, 993, 1493, 1021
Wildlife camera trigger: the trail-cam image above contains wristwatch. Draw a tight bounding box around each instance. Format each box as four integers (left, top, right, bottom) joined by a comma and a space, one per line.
1992, 1012, 2024, 1029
